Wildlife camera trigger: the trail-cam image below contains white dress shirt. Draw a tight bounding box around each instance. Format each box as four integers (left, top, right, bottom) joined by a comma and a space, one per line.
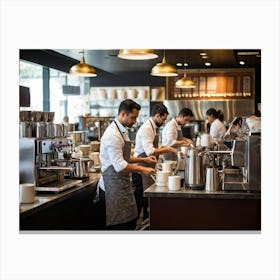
98, 119, 130, 191
162, 118, 181, 147
210, 118, 226, 139
134, 118, 157, 157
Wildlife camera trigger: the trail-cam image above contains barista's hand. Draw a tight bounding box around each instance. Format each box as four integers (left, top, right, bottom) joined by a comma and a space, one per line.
141, 167, 155, 176
180, 138, 193, 146
145, 155, 157, 164
166, 146, 178, 154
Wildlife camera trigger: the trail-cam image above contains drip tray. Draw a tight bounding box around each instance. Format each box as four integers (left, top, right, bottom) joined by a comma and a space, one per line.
35, 179, 82, 193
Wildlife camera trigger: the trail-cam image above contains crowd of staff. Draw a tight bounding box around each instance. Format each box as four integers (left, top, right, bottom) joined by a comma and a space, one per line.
97, 100, 226, 230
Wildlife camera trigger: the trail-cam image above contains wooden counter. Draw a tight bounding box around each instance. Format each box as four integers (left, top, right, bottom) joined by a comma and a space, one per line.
20, 173, 100, 230
144, 184, 261, 230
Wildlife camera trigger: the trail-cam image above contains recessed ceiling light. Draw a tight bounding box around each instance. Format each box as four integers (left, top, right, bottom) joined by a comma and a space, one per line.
239, 61, 245, 65
200, 52, 207, 56
183, 63, 188, 67
176, 63, 183, 67
202, 55, 208, 59
205, 62, 211, 66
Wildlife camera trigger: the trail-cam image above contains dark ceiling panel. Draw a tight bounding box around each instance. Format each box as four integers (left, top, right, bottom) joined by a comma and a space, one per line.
47, 49, 261, 74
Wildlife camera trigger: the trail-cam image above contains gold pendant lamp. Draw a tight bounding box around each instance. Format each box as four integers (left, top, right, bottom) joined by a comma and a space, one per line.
118, 49, 158, 60
175, 65, 196, 88
150, 50, 178, 77
69, 50, 97, 77
175, 51, 195, 88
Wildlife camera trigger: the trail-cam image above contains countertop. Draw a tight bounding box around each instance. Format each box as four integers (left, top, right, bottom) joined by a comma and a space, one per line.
144, 184, 261, 200
20, 173, 100, 218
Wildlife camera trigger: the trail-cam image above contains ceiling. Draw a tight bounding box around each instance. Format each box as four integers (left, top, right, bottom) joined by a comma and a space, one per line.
54, 49, 261, 75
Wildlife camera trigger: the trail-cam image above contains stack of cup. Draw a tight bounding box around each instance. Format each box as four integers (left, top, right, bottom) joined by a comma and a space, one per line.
155, 170, 170, 187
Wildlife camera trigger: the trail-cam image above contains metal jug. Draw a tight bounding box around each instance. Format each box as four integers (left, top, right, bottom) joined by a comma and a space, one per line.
71, 158, 90, 178
205, 167, 220, 192
184, 147, 205, 190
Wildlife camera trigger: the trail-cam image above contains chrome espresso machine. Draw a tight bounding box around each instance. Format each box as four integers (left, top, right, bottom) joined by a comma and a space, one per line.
182, 116, 261, 192
19, 111, 84, 192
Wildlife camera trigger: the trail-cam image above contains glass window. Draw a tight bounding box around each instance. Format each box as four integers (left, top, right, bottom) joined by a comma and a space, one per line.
49, 69, 87, 124
19, 60, 43, 110
19, 60, 88, 124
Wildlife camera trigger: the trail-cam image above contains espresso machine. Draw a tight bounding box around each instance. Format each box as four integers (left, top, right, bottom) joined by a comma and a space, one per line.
182, 116, 261, 192
19, 136, 83, 192
205, 116, 261, 192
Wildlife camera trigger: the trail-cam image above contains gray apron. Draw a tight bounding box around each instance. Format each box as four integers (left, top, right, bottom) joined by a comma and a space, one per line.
137, 120, 159, 191
164, 123, 183, 161
103, 121, 138, 226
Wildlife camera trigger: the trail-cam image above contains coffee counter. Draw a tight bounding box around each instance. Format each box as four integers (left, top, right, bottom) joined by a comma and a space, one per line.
144, 184, 261, 230
20, 173, 101, 230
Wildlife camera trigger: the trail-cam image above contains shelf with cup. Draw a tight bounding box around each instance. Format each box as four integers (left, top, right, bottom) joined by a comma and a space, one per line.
150, 86, 166, 101
166, 68, 255, 100
88, 86, 151, 118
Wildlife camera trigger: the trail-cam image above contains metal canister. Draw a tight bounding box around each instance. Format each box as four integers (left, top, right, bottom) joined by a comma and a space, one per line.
45, 122, 55, 137
184, 148, 205, 190
33, 122, 46, 138
19, 122, 33, 138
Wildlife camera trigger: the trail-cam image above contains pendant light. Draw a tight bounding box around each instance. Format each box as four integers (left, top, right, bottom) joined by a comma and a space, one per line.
150, 50, 178, 77
175, 51, 195, 88
69, 50, 97, 77
118, 49, 158, 60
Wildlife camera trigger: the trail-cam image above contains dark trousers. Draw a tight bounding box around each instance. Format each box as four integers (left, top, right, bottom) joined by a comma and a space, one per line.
106, 219, 137, 230
132, 172, 149, 220
96, 188, 107, 230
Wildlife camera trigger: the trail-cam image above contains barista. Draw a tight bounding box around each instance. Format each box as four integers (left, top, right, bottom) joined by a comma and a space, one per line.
162, 108, 194, 161
98, 99, 157, 230
134, 103, 177, 220
206, 108, 226, 140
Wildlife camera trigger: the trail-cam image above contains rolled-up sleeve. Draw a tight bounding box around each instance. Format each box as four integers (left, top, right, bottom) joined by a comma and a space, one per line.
107, 135, 128, 172
140, 129, 156, 156
162, 122, 177, 147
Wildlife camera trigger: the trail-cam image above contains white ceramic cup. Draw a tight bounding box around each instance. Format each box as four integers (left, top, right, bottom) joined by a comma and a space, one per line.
168, 176, 181, 191
156, 170, 170, 187
162, 162, 173, 173
20, 183, 35, 203
201, 134, 213, 147
163, 160, 177, 169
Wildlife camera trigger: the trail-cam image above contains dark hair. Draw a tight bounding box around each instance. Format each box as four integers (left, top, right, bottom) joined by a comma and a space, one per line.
118, 99, 141, 114
178, 108, 194, 117
206, 108, 224, 122
151, 103, 169, 117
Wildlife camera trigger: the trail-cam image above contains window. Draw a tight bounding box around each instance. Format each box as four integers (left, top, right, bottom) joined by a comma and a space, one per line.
19, 60, 43, 110
49, 69, 87, 123
19, 60, 88, 124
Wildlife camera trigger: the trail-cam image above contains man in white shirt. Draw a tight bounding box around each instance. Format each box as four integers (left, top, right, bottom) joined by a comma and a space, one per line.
98, 99, 157, 230
134, 103, 177, 220
162, 108, 194, 161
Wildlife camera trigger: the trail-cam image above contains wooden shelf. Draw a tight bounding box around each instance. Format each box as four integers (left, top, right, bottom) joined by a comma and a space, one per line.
166, 68, 255, 100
